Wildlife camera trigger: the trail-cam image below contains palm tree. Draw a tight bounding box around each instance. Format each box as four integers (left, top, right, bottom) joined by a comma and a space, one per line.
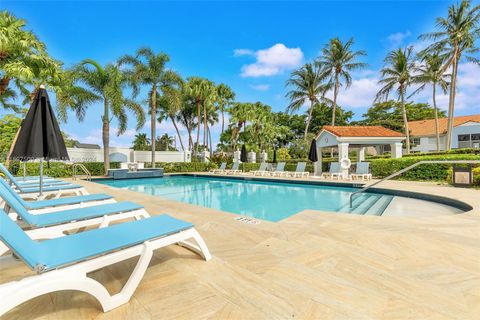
156, 134, 175, 151
118, 48, 180, 167
286, 63, 330, 139
317, 37, 367, 127
132, 133, 150, 150
229, 102, 254, 150
419, 0, 480, 150
216, 83, 235, 134
70, 59, 145, 173
376, 47, 416, 154
158, 83, 186, 150
177, 101, 197, 151
184, 77, 216, 153
412, 53, 449, 151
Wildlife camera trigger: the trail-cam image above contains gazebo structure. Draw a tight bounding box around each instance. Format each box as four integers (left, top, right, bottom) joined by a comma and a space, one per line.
314, 126, 406, 177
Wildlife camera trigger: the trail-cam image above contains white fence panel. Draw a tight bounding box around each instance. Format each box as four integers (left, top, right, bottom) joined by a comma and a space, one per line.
66, 147, 190, 163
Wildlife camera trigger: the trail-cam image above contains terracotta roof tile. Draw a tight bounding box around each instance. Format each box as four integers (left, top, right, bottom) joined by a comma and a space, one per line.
321, 125, 405, 137
408, 114, 480, 137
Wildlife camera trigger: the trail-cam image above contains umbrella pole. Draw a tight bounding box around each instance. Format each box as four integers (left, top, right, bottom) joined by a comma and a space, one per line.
39, 159, 43, 197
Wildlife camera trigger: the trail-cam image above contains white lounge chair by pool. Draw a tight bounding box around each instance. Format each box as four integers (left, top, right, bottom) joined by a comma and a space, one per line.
210, 162, 227, 174
0, 210, 211, 316
351, 162, 372, 181
290, 162, 309, 178
0, 177, 114, 213
225, 162, 242, 174
321, 162, 343, 180
0, 164, 68, 187
270, 162, 286, 177
250, 162, 269, 176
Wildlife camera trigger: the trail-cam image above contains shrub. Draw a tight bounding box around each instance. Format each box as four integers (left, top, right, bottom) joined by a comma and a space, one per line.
7, 161, 120, 178
370, 154, 480, 181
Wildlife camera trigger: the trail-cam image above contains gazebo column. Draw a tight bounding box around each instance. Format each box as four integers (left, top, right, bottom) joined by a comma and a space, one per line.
391, 142, 403, 158
338, 142, 350, 178
314, 146, 323, 176
357, 147, 366, 162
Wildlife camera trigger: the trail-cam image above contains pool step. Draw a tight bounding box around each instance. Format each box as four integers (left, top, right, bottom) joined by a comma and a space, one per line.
339, 193, 394, 216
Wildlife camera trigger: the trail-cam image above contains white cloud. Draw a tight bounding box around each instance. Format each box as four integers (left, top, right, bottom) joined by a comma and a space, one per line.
236, 43, 304, 77
233, 49, 254, 57
387, 31, 411, 48
250, 84, 270, 91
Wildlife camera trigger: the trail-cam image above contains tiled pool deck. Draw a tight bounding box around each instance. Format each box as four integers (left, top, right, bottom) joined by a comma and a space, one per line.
1, 175, 479, 319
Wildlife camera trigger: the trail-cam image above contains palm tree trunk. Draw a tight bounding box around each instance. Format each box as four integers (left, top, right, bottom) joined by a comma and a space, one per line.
432, 83, 440, 151
208, 125, 213, 157
150, 86, 157, 168
445, 51, 458, 151
170, 116, 185, 150
332, 74, 339, 126
304, 99, 314, 140
400, 88, 410, 154
221, 110, 225, 134
195, 101, 201, 153
203, 104, 208, 151
102, 100, 110, 175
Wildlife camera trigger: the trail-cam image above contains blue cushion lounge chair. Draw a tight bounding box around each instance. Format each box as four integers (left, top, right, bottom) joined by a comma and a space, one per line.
250, 162, 269, 176
270, 162, 286, 177
0, 163, 67, 187
210, 162, 227, 174
351, 162, 372, 181
0, 209, 211, 316
225, 162, 242, 174
290, 162, 309, 178
0, 181, 150, 256
0, 177, 114, 213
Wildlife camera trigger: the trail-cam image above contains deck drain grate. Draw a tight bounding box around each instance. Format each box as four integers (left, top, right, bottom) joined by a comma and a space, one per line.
234, 216, 260, 224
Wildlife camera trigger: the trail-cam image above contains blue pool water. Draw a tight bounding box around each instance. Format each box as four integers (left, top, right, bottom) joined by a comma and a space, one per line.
95, 175, 394, 222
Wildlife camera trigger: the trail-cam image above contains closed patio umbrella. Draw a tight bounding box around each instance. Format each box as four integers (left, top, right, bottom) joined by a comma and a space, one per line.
308, 139, 318, 162
10, 86, 69, 196
240, 145, 247, 172
273, 147, 277, 164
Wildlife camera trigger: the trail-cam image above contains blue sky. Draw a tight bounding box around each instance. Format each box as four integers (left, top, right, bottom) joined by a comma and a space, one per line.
3, 0, 480, 148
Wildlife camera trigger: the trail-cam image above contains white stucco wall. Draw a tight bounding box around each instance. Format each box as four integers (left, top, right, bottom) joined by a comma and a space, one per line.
451, 122, 480, 149
411, 136, 446, 153
66, 147, 189, 163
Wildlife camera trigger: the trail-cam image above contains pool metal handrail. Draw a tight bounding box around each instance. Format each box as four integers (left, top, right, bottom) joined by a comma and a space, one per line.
72, 163, 91, 181
350, 160, 480, 208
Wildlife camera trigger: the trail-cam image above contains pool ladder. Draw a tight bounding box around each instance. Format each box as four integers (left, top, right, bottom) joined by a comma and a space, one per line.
72, 163, 91, 181
349, 160, 480, 208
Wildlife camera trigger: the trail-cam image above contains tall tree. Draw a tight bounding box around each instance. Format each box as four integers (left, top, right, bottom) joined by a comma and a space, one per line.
132, 133, 150, 151
216, 83, 235, 134
229, 102, 254, 150
419, 0, 480, 150
376, 47, 417, 153
70, 59, 145, 173
184, 77, 216, 153
118, 48, 179, 167
317, 37, 367, 126
412, 53, 450, 151
158, 83, 186, 151
286, 63, 330, 139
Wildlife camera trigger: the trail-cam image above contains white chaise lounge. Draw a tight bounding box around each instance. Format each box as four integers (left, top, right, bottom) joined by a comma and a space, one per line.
0, 209, 211, 316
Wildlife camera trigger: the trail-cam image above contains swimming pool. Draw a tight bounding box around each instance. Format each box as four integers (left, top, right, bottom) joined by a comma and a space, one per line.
95, 175, 398, 221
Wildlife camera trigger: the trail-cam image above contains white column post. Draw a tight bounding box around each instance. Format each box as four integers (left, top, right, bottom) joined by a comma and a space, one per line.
260, 150, 268, 162
233, 149, 241, 163
247, 151, 256, 163
338, 142, 350, 178
358, 147, 366, 162
314, 147, 323, 176
184, 149, 191, 162
391, 142, 403, 158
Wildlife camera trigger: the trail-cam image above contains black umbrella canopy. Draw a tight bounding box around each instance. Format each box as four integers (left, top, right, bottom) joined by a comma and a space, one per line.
240, 145, 248, 162
273, 148, 277, 164
308, 139, 318, 162
10, 87, 69, 161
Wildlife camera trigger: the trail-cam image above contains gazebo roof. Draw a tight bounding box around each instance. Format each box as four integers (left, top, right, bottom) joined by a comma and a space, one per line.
318, 125, 404, 138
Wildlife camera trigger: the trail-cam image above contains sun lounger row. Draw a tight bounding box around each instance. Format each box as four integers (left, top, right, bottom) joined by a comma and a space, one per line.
320, 162, 372, 181
210, 162, 310, 178
0, 167, 211, 317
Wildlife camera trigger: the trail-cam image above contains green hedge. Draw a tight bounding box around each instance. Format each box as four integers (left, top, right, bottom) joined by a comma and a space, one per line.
370, 154, 480, 181
145, 162, 215, 173
6, 161, 120, 178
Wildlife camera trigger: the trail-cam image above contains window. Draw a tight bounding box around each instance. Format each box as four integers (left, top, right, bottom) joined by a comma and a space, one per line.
411, 138, 420, 146
458, 134, 470, 142
472, 133, 480, 141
